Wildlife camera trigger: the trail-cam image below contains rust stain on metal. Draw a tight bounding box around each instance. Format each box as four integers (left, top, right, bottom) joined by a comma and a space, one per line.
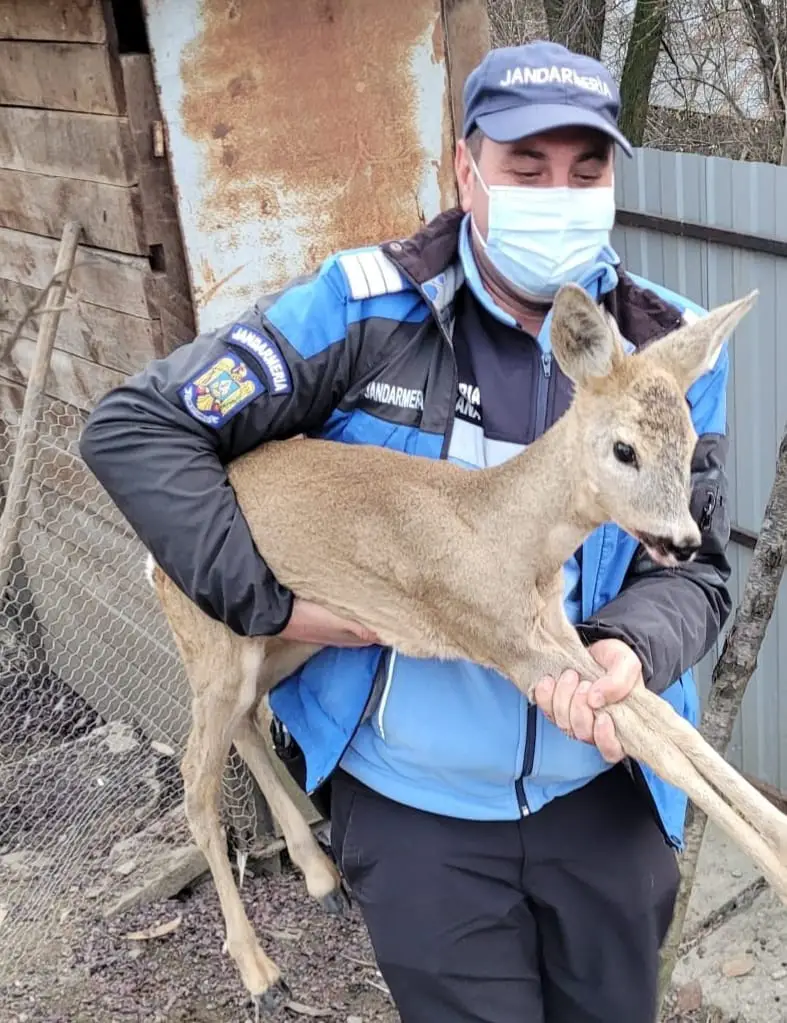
195, 262, 248, 307
431, 12, 445, 63
179, 0, 449, 283
431, 12, 458, 211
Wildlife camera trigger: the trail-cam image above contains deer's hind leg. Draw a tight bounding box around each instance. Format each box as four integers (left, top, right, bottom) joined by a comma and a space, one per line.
234, 706, 347, 915
158, 574, 287, 1011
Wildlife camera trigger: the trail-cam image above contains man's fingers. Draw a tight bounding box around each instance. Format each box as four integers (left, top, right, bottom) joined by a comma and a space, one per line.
535, 675, 619, 755
587, 642, 643, 709
353, 624, 380, 644
534, 676, 556, 721
593, 711, 624, 763
569, 680, 594, 742
552, 669, 579, 731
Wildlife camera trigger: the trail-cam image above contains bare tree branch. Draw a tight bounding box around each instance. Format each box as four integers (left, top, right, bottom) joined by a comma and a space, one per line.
772, 32, 787, 162
488, 0, 785, 164
543, 0, 607, 57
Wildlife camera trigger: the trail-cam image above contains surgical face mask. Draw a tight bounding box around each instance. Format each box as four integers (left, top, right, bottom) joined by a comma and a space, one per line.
469, 155, 616, 301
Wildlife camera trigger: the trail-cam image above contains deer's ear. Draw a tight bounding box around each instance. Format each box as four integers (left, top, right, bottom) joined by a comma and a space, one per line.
643, 290, 758, 392
550, 283, 624, 386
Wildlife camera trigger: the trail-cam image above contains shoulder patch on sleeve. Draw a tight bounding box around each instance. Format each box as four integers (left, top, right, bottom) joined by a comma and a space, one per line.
178, 352, 265, 428
226, 324, 293, 395
337, 248, 405, 300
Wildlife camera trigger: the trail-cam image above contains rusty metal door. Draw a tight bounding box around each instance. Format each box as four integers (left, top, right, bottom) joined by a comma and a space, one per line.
141, 0, 476, 334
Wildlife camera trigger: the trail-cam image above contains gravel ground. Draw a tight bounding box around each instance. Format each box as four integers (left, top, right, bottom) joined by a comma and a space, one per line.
1, 859, 397, 1023
0, 853, 744, 1023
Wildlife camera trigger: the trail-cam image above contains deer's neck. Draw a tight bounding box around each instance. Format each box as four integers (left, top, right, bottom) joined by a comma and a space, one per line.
480, 411, 601, 578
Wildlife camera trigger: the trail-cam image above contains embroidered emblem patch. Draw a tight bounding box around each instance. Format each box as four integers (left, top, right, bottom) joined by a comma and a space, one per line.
227, 324, 293, 395
178, 353, 264, 427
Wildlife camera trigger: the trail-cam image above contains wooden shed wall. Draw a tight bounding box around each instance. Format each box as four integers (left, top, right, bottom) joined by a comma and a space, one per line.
0, 0, 195, 407
0, 0, 198, 749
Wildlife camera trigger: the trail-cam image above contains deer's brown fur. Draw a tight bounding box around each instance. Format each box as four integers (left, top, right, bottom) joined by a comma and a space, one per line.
149, 282, 786, 1011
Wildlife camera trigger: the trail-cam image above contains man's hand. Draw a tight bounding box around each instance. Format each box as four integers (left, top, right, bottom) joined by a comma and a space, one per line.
279, 598, 381, 648
533, 639, 643, 763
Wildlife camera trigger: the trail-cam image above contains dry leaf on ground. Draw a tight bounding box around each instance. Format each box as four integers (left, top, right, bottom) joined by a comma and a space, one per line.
721, 955, 755, 978
675, 978, 703, 1013
284, 1001, 333, 1017
122, 914, 182, 941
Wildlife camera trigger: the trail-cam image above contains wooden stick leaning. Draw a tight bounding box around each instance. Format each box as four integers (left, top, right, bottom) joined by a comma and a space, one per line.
0, 220, 82, 596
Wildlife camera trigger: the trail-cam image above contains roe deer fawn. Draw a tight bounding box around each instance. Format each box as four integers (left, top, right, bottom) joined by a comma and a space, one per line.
147, 281, 786, 1012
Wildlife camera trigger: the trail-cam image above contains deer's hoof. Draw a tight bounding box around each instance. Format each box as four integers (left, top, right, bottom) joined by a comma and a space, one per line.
320, 886, 349, 917
253, 977, 290, 1014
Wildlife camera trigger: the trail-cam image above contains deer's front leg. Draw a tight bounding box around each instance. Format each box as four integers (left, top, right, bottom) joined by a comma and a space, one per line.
508, 638, 601, 703
512, 587, 604, 700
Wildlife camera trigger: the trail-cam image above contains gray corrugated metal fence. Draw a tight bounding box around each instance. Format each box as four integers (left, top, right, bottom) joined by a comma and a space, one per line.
611, 148, 787, 793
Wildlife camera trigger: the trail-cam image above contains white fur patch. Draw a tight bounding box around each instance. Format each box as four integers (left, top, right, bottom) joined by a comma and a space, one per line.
682, 306, 724, 372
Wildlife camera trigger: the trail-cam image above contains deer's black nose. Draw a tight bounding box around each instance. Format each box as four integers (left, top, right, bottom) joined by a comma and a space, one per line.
667, 537, 701, 562
640, 532, 701, 562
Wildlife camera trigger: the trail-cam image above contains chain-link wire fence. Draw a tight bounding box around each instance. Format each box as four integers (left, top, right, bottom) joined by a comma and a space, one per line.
0, 395, 262, 982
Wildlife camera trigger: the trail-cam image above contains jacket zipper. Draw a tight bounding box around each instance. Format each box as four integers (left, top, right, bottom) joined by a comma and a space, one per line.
379, 250, 458, 460
328, 252, 458, 770
514, 348, 553, 817
375, 649, 398, 740
699, 489, 717, 532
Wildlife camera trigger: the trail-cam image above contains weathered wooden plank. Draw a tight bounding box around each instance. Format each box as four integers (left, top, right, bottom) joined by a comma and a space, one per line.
0, 107, 137, 184
0, 169, 146, 254
120, 55, 193, 305
20, 526, 191, 747
25, 480, 171, 644
0, 41, 124, 114
0, 0, 106, 43
0, 278, 167, 375
0, 335, 126, 410
0, 227, 155, 318
0, 376, 23, 419
0, 384, 128, 537
33, 433, 99, 500
20, 476, 191, 746
149, 276, 195, 332
0, 378, 23, 486
159, 300, 197, 349
0, 387, 129, 561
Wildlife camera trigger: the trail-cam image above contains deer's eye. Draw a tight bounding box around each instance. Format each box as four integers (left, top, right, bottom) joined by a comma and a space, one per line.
613, 442, 639, 468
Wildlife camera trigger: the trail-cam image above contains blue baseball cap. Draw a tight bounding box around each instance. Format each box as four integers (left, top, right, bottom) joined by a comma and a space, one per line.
463, 40, 633, 156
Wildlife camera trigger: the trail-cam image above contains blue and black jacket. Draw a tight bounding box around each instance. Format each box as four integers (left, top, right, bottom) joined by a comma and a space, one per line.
79, 208, 732, 848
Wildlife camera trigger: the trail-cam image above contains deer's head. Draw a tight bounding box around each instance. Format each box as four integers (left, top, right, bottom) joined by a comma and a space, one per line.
550, 283, 757, 567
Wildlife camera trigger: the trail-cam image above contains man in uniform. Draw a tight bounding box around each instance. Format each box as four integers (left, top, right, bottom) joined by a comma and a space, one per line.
80, 39, 732, 1023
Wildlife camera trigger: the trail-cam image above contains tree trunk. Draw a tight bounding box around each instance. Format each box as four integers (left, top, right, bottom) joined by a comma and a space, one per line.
740, 0, 779, 108
543, 0, 607, 59
740, 0, 787, 165
618, 0, 670, 145
657, 424, 787, 1017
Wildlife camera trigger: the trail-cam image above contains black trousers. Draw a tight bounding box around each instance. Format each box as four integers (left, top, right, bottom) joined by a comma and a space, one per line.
328, 765, 680, 1023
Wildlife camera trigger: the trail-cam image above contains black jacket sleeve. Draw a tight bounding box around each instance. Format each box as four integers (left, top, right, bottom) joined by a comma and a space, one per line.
576, 434, 733, 694
79, 267, 358, 638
